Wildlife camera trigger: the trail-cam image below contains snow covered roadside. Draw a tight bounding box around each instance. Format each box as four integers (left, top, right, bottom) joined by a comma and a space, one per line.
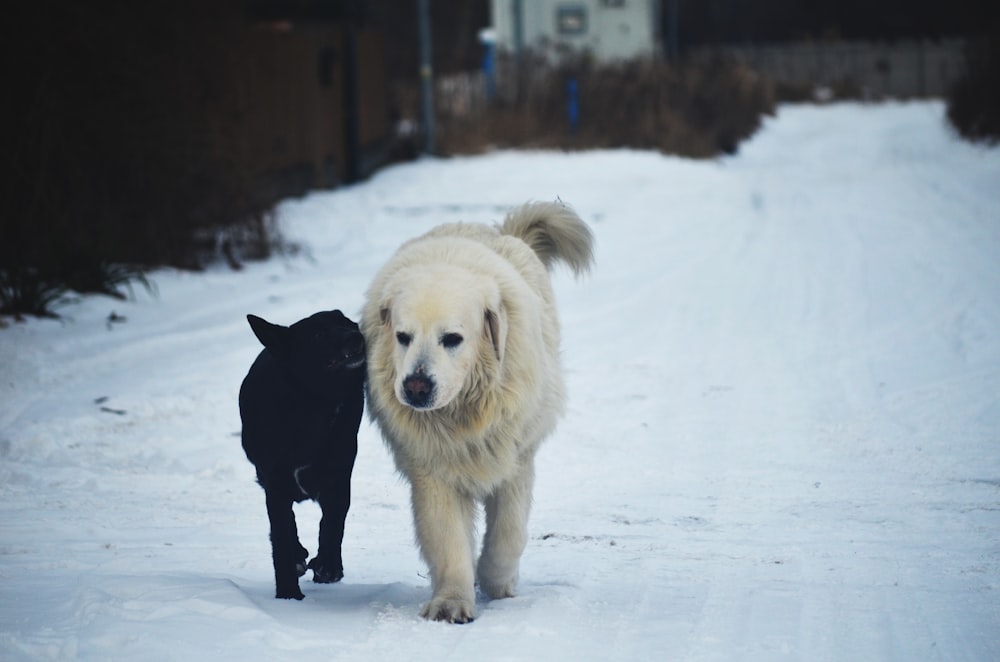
1, 102, 999, 660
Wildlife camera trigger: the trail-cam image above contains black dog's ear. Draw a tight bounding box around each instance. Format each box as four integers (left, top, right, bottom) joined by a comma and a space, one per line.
247, 314, 291, 359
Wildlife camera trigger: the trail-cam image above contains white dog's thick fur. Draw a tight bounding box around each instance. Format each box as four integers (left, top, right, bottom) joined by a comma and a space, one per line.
360, 201, 594, 623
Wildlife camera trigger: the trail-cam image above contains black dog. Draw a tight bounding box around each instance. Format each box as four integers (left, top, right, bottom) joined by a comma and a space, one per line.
239, 310, 365, 599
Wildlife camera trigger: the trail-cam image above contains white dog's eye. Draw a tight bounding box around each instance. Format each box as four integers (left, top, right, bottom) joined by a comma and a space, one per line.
396, 332, 412, 347
441, 333, 463, 349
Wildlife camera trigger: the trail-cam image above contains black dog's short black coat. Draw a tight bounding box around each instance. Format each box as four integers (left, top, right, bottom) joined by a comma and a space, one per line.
239, 310, 365, 600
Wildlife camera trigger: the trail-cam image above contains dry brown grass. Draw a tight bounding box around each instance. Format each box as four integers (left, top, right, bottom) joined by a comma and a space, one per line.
435, 55, 776, 158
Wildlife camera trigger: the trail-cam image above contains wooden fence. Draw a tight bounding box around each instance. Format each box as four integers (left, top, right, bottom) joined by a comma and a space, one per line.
692, 39, 966, 99
210, 18, 389, 191
4, 1, 392, 277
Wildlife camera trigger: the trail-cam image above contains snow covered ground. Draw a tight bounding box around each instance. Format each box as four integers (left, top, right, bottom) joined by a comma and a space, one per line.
1, 102, 999, 661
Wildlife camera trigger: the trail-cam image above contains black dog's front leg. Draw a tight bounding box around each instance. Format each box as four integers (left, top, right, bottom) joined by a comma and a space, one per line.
309, 465, 353, 584
265, 490, 307, 599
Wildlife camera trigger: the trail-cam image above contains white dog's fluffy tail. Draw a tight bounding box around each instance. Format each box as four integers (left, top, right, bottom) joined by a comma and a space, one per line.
500, 201, 595, 277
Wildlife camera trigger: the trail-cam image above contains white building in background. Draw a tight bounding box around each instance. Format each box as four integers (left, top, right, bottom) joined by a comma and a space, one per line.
490, 0, 662, 62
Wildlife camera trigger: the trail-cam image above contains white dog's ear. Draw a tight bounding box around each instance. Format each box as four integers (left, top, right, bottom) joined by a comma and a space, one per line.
379, 306, 391, 326
484, 306, 508, 363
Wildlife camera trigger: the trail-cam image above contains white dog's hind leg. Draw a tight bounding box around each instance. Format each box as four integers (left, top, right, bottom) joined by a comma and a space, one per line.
411, 476, 478, 623
477, 460, 535, 599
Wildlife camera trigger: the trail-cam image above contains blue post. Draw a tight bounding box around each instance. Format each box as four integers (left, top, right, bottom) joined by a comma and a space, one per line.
566, 76, 580, 133
482, 41, 495, 101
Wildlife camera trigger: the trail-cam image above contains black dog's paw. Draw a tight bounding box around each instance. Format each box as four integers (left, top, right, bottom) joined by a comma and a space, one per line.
275, 585, 305, 600
294, 543, 309, 577
308, 558, 344, 584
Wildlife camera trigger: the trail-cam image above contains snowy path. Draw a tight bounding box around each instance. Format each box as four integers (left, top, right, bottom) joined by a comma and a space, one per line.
1, 102, 998, 660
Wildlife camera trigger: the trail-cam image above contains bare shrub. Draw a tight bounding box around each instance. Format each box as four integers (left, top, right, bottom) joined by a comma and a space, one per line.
435, 55, 775, 158
947, 30, 1000, 144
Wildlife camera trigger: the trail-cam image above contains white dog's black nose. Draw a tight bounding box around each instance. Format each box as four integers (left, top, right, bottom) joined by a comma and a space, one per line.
402, 374, 434, 408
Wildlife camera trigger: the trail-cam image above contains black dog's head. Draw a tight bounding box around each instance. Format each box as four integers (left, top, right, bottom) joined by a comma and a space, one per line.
247, 310, 365, 390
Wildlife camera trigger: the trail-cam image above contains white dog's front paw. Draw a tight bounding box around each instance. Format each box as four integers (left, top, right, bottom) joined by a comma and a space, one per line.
477, 557, 518, 599
421, 595, 476, 624
478, 575, 517, 600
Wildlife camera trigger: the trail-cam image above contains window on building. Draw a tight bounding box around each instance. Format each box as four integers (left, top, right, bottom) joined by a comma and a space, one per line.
556, 6, 588, 35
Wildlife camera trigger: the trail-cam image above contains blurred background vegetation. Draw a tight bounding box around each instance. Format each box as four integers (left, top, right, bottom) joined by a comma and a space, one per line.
2, 0, 997, 317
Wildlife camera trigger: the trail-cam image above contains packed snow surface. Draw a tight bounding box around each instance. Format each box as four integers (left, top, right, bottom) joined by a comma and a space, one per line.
2, 102, 999, 660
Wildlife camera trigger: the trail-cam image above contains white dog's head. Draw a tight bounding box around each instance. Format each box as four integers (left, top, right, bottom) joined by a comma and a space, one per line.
378, 265, 507, 411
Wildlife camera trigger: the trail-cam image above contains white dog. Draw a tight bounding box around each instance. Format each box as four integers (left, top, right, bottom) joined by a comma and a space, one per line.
360, 201, 594, 623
